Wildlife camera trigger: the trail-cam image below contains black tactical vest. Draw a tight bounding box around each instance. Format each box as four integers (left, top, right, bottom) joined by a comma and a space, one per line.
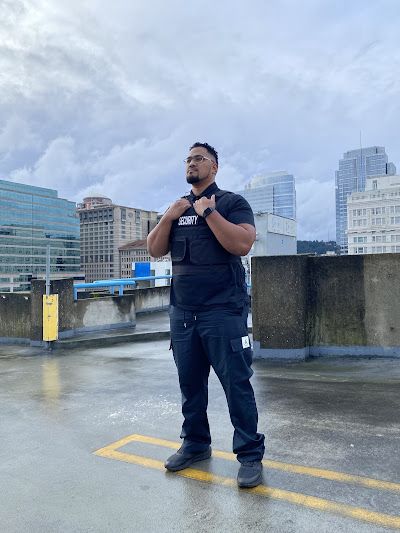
170, 190, 241, 271
169, 189, 248, 309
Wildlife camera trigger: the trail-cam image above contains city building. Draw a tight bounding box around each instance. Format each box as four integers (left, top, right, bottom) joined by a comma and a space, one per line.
77, 196, 158, 282
119, 239, 170, 278
242, 213, 297, 286
147, 260, 171, 287
0, 179, 82, 292
347, 174, 400, 255
119, 239, 171, 287
237, 171, 296, 219
335, 146, 396, 254
252, 213, 297, 257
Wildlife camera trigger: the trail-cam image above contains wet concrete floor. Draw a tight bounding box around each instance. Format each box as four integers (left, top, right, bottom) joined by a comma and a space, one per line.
1, 339, 400, 532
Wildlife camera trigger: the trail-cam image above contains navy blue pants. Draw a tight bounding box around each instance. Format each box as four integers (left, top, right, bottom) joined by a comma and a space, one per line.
169, 305, 265, 463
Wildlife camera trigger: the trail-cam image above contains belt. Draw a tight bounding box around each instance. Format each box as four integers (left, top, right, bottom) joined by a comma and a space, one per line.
172, 264, 234, 275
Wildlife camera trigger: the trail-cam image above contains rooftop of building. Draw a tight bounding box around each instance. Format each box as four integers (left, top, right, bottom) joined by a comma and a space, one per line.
0, 178, 80, 206
343, 146, 386, 157
1, 318, 399, 532
253, 211, 296, 222
77, 200, 159, 214
119, 239, 148, 250
242, 172, 295, 190
82, 194, 113, 204
0, 178, 58, 197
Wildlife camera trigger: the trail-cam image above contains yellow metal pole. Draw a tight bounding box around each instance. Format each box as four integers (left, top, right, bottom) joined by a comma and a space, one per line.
43, 294, 59, 342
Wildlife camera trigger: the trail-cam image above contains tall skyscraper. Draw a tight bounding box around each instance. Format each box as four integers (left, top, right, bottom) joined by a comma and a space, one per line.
335, 146, 396, 254
237, 171, 296, 219
0, 179, 82, 292
77, 195, 158, 282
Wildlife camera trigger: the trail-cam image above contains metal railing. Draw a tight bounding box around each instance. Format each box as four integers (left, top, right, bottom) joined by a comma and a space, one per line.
73, 276, 172, 300
73, 275, 250, 300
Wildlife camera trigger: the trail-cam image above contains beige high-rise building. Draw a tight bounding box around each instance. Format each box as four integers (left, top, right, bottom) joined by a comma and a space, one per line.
347, 175, 400, 255
77, 195, 158, 282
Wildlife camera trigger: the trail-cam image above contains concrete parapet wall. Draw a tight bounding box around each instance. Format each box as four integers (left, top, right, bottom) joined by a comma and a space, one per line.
31, 280, 141, 340
133, 286, 170, 314
60, 296, 136, 338
0, 281, 170, 345
252, 254, 400, 359
0, 293, 31, 343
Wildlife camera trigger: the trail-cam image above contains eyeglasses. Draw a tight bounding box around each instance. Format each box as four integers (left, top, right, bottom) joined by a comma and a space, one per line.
183, 155, 214, 165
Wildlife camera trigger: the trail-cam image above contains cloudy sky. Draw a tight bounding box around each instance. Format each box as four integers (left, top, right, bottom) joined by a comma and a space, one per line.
1, 0, 399, 240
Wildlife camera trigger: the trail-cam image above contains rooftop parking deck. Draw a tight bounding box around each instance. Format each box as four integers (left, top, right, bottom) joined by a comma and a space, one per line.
1, 325, 400, 532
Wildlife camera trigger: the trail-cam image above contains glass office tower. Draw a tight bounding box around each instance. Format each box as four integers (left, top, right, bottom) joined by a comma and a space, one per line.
335, 147, 396, 254
0, 179, 82, 292
237, 172, 296, 219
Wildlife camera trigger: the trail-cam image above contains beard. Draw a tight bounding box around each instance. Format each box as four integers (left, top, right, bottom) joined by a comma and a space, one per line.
186, 174, 201, 184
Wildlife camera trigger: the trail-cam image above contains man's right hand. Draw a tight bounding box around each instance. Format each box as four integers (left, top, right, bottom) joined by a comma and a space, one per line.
164, 198, 191, 221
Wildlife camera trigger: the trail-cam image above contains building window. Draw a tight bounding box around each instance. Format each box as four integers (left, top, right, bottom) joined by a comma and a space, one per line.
354, 236, 366, 243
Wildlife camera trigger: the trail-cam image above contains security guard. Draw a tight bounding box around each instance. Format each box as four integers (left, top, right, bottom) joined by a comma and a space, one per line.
147, 142, 265, 488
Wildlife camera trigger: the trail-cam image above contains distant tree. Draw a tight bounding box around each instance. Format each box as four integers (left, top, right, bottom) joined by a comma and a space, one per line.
297, 240, 339, 255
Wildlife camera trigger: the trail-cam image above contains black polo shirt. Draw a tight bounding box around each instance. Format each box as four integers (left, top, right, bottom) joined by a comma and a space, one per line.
170, 182, 254, 311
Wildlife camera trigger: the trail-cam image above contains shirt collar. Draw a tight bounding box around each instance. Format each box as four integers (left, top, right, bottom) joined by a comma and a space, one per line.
189, 182, 219, 201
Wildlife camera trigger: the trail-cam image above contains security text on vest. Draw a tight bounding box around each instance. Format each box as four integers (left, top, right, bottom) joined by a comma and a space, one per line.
178, 215, 198, 226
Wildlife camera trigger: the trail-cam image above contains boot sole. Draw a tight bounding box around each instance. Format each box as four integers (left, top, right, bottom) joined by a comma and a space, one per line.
237, 472, 263, 488
165, 449, 212, 472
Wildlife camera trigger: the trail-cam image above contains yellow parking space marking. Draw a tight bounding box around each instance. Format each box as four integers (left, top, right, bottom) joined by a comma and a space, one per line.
95, 433, 400, 494
94, 445, 400, 530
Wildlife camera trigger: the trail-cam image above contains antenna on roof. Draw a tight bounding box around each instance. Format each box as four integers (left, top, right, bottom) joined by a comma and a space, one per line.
359, 130, 363, 192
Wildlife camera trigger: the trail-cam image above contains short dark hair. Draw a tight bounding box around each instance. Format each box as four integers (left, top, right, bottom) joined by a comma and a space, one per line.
189, 142, 218, 165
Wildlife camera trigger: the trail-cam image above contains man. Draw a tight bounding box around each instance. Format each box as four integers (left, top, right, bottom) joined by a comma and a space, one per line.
147, 142, 265, 488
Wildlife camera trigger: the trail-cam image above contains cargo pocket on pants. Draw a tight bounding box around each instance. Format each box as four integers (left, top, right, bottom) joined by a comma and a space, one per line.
230, 336, 253, 370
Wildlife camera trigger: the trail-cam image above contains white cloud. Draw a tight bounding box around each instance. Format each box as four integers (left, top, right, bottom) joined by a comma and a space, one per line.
1, 0, 400, 240
296, 179, 336, 240
217, 163, 246, 193
0, 116, 41, 154
9, 136, 85, 190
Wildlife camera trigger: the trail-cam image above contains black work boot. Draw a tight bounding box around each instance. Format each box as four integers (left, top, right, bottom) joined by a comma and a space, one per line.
237, 461, 263, 488
164, 446, 212, 472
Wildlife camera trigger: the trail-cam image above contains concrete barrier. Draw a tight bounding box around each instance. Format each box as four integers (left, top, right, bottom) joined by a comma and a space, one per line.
0, 293, 31, 343
60, 296, 136, 338
0, 280, 170, 345
252, 254, 400, 359
133, 286, 170, 314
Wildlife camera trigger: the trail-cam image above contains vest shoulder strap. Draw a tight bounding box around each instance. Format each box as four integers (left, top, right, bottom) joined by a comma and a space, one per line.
214, 189, 230, 198
181, 189, 231, 201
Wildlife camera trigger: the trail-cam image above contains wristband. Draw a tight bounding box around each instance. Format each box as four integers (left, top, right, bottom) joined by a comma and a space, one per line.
203, 207, 215, 219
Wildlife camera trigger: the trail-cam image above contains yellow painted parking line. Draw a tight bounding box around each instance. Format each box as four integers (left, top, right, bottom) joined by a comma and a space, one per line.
94, 446, 400, 530
95, 433, 400, 494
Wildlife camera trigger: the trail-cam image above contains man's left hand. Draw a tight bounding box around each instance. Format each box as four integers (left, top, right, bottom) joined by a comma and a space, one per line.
193, 194, 216, 217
